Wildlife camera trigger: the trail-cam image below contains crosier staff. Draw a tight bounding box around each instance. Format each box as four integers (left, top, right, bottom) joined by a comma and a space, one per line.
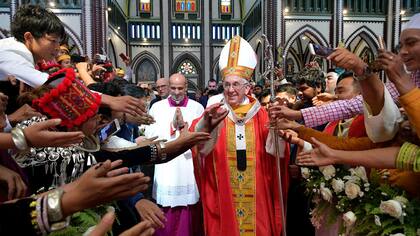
260, 34, 287, 236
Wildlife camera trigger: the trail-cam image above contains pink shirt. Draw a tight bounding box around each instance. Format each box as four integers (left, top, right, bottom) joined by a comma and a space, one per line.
301, 71, 420, 127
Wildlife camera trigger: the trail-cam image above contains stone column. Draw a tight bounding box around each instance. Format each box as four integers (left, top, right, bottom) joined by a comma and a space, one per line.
161, 0, 170, 78
333, 0, 343, 47
202, 0, 210, 87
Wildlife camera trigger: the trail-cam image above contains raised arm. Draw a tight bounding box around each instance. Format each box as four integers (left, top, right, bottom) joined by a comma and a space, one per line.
296, 137, 399, 169
95, 126, 210, 166
273, 118, 384, 151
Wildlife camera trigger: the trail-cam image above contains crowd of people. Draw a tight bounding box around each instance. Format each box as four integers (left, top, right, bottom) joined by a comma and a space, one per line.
0, 4, 419, 236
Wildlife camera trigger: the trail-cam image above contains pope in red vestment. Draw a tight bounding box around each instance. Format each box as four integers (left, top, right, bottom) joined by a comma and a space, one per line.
190, 36, 289, 236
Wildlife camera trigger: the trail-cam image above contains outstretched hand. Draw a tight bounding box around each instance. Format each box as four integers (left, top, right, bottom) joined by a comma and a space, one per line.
88, 210, 154, 236
312, 93, 337, 107
200, 103, 228, 133
296, 137, 336, 166
61, 159, 150, 217
272, 118, 302, 131
105, 95, 155, 124
277, 129, 304, 150
23, 118, 85, 147
135, 136, 165, 147
163, 122, 212, 159
178, 122, 212, 147
268, 104, 302, 121
135, 199, 166, 229
0, 165, 27, 200
8, 104, 42, 126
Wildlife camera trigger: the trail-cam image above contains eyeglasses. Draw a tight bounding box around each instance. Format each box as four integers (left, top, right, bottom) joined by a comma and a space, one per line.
222, 82, 249, 91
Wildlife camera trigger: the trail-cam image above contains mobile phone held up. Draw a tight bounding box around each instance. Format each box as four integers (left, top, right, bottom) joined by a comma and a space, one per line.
97, 119, 121, 143
308, 43, 334, 58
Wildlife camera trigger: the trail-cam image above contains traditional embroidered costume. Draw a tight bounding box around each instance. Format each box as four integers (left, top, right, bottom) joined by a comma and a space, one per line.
13, 68, 101, 192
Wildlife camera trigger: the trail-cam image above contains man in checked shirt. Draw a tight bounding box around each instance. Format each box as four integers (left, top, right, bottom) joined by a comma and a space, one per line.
270, 13, 420, 144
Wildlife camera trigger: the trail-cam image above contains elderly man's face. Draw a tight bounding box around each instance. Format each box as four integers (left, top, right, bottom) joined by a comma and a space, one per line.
399, 29, 420, 71
325, 72, 338, 94
156, 79, 169, 98
223, 75, 250, 107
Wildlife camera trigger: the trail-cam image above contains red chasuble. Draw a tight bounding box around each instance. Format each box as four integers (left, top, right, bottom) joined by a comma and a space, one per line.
191, 108, 289, 236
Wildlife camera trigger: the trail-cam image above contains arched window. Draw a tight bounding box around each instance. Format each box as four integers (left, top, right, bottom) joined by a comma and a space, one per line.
220, 0, 232, 14
284, 31, 327, 82
177, 59, 197, 75
347, 33, 376, 65
174, 57, 201, 91
136, 59, 157, 82
175, 0, 197, 12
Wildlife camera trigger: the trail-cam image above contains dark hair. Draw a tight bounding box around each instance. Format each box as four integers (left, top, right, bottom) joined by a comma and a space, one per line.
207, 89, 219, 97
87, 82, 121, 97
208, 79, 217, 84
327, 68, 336, 73
217, 84, 224, 93
254, 84, 263, 89
11, 5, 65, 43
276, 84, 298, 96
296, 66, 326, 92
336, 71, 360, 92
336, 71, 354, 85
109, 77, 129, 89
87, 82, 121, 118
260, 89, 271, 98
121, 84, 148, 98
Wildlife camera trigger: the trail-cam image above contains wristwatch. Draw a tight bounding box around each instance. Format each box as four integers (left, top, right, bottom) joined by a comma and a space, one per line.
158, 141, 167, 160
355, 65, 376, 81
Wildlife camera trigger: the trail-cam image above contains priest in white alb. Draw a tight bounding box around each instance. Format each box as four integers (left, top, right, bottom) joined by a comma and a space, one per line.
144, 73, 204, 236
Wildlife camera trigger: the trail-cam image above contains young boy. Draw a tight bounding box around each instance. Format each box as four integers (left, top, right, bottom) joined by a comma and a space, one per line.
0, 5, 64, 88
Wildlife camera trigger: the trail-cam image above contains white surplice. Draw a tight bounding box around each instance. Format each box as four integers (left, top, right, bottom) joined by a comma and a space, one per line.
144, 98, 204, 207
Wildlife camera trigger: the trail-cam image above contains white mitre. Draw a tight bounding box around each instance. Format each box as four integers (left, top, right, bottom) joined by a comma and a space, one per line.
218, 35, 257, 81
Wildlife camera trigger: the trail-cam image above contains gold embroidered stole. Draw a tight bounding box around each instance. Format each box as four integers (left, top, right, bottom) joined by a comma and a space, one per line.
232, 102, 254, 118
226, 118, 256, 235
